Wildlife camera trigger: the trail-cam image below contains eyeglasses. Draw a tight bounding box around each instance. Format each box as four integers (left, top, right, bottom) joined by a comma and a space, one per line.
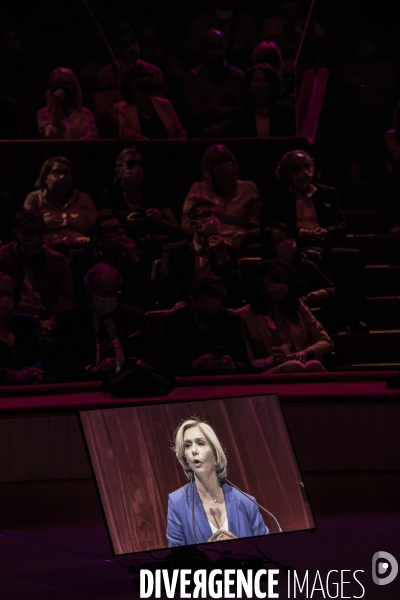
290, 162, 313, 173
49, 168, 72, 177
123, 160, 142, 168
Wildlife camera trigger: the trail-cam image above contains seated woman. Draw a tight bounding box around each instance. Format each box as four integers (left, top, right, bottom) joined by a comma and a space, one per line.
37, 67, 99, 140
167, 417, 269, 546
112, 65, 187, 140
0, 273, 43, 385
181, 144, 261, 251
237, 259, 333, 373
262, 223, 338, 330
228, 63, 295, 138
24, 156, 98, 249
99, 146, 180, 254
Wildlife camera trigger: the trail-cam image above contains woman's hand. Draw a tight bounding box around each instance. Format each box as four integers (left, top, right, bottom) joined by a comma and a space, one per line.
207, 529, 238, 542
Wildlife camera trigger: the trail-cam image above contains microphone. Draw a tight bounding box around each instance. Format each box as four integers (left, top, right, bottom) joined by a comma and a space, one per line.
224, 478, 282, 533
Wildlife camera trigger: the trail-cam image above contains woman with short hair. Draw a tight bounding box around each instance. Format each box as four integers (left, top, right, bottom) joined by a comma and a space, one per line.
37, 67, 99, 140
181, 144, 261, 250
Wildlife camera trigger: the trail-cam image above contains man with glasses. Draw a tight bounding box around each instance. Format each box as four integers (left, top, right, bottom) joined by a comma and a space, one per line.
262, 150, 368, 332
161, 199, 243, 308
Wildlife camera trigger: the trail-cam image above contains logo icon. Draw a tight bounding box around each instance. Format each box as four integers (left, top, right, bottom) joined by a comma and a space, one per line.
372, 552, 398, 586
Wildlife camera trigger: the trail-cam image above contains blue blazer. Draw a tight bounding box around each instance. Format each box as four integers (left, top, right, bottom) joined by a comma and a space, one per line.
166, 481, 269, 546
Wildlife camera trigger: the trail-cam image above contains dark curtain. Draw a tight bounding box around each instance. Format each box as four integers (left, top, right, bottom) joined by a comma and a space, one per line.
79, 394, 315, 555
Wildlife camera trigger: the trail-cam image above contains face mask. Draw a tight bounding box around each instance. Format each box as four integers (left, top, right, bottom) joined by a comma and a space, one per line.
91, 295, 118, 315
121, 164, 144, 183
275, 239, 297, 262
213, 162, 235, 183
47, 175, 72, 194
18, 235, 43, 258
263, 282, 289, 304
198, 216, 221, 238
0, 296, 13, 314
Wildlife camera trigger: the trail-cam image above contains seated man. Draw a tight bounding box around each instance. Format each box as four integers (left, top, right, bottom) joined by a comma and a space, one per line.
185, 29, 244, 137
97, 22, 164, 93
161, 199, 243, 307
69, 215, 151, 310
51, 263, 154, 382
161, 272, 249, 376
0, 209, 75, 338
262, 150, 368, 332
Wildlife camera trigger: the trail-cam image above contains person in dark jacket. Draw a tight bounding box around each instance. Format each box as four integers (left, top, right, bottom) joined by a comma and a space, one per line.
227, 63, 295, 137
0, 209, 74, 339
161, 199, 243, 307
262, 150, 368, 331
51, 263, 154, 381
161, 272, 249, 376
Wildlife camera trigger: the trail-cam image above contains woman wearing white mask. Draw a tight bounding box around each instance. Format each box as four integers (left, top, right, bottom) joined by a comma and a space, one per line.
0, 273, 44, 385
237, 259, 333, 373
181, 144, 261, 250
24, 156, 98, 249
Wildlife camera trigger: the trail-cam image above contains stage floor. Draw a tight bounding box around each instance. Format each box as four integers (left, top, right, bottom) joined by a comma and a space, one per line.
1, 513, 399, 599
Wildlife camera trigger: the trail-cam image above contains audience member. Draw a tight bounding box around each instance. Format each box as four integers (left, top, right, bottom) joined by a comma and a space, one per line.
0, 273, 43, 385
237, 259, 333, 373
185, 29, 244, 137
0, 210, 75, 339
260, 0, 327, 75
161, 199, 243, 307
24, 156, 98, 249
384, 100, 400, 231
227, 63, 295, 137
161, 272, 249, 376
112, 65, 187, 140
181, 144, 260, 251
99, 146, 180, 255
251, 42, 284, 74
51, 263, 154, 382
336, 30, 398, 180
263, 150, 368, 331
37, 67, 99, 140
68, 215, 151, 310
186, 0, 257, 69
97, 22, 164, 93
262, 223, 338, 330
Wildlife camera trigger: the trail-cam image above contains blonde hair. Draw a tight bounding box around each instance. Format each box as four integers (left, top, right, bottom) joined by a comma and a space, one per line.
173, 417, 227, 480
201, 144, 238, 196
49, 67, 82, 109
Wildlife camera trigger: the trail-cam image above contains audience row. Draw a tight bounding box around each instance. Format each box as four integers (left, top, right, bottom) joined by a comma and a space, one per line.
0, 143, 371, 385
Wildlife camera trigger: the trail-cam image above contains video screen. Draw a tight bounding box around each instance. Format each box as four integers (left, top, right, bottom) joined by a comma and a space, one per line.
79, 394, 315, 556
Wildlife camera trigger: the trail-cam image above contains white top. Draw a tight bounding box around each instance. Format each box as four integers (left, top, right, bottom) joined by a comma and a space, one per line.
209, 516, 229, 534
